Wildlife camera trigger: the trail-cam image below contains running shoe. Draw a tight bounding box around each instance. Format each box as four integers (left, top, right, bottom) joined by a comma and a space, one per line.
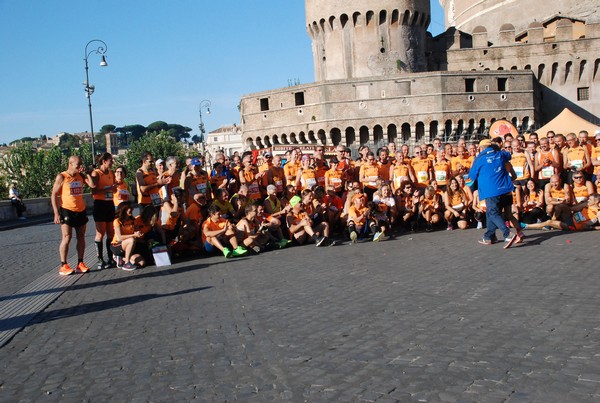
350, 231, 358, 244
446, 224, 453, 231
222, 247, 233, 258
232, 246, 249, 257
478, 238, 492, 245
426, 223, 433, 232
105, 259, 117, 269
378, 234, 390, 241
373, 232, 382, 242
122, 262, 137, 271
96, 259, 105, 271
515, 231, 525, 244
250, 245, 261, 254
277, 239, 291, 249
59, 263, 74, 276
503, 233, 517, 249
76, 262, 91, 273
115, 256, 124, 269
315, 236, 327, 247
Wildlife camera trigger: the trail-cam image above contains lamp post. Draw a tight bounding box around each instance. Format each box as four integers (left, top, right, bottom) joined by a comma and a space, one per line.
198, 99, 211, 166
84, 39, 108, 166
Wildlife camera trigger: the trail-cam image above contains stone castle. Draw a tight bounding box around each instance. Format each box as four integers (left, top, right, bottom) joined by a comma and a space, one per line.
240, 0, 600, 151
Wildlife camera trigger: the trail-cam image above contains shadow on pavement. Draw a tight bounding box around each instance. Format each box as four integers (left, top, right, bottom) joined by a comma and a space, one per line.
0, 260, 210, 303
0, 286, 213, 332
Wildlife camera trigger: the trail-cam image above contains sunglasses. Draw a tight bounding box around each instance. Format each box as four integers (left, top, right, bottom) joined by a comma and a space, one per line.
573, 176, 583, 179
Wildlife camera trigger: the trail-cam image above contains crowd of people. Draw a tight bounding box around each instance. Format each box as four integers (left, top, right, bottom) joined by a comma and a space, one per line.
50, 128, 600, 274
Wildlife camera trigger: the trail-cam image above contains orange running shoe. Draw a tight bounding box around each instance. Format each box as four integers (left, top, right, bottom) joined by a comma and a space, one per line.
76, 262, 91, 273
59, 263, 74, 276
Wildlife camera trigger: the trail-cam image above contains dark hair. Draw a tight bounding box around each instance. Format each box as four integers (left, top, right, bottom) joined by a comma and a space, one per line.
141, 152, 153, 163
140, 205, 157, 223
115, 202, 133, 222
208, 203, 221, 216
96, 152, 112, 166
115, 165, 128, 177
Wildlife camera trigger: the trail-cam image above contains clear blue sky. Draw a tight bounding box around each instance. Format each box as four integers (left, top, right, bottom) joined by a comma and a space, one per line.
0, 0, 445, 145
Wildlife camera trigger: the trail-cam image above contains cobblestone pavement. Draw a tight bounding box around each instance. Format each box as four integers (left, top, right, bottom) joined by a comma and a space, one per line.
0, 223, 599, 402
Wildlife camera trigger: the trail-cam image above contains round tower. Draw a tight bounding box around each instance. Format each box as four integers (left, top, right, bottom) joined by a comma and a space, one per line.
305, 0, 430, 81
440, 0, 600, 42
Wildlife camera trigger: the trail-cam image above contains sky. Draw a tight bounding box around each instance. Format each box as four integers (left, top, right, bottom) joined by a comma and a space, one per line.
0, 0, 446, 146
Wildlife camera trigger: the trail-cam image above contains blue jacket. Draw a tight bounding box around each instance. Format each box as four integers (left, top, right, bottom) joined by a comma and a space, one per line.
468, 146, 514, 199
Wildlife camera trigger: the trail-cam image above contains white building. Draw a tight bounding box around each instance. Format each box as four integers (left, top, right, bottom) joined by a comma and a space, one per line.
205, 124, 244, 159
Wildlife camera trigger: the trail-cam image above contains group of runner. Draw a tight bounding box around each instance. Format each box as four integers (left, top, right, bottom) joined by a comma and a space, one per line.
51, 128, 600, 274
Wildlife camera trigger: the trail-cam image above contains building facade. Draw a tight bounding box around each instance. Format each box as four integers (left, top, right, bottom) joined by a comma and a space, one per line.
240, 0, 599, 152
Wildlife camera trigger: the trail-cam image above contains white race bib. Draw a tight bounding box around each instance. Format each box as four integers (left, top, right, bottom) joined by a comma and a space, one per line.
541, 166, 554, 178
435, 171, 447, 182
417, 171, 428, 183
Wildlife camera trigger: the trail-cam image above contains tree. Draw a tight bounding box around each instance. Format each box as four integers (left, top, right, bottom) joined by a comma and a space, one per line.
58, 133, 80, 149
147, 121, 169, 134
123, 131, 186, 179
191, 135, 202, 144
1, 142, 69, 198
100, 124, 116, 134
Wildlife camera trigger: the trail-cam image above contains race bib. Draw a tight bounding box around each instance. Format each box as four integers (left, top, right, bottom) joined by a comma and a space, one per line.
306, 177, 317, 187
571, 160, 583, 170
274, 180, 283, 192
575, 196, 587, 203
248, 183, 260, 194
118, 189, 129, 201
70, 181, 83, 196
573, 211, 586, 223
514, 166, 524, 178
417, 171, 428, 183
105, 192, 113, 200
196, 183, 207, 194
452, 203, 464, 210
541, 166, 554, 178
435, 171, 447, 182
150, 192, 163, 207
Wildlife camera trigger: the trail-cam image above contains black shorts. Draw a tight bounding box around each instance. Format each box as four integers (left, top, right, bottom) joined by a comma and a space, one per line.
60, 208, 89, 228
93, 200, 116, 222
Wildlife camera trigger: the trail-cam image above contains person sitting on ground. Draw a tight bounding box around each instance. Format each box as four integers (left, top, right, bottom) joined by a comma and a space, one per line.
255, 202, 291, 248
211, 188, 236, 220
202, 204, 249, 258
443, 177, 469, 230
347, 193, 377, 243
519, 178, 546, 224
161, 188, 185, 244
395, 181, 420, 232
522, 193, 600, 232
110, 202, 145, 271
134, 205, 166, 265
236, 204, 270, 253
544, 174, 571, 220
373, 183, 397, 234
570, 169, 595, 203
323, 185, 344, 234
286, 195, 331, 246
264, 184, 290, 222
420, 185, 442, 232
230, 185, 252, 223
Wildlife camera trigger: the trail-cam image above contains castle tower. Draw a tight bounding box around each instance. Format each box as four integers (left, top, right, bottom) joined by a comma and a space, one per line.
305, 0, 430, 81
439, 0, 600, 42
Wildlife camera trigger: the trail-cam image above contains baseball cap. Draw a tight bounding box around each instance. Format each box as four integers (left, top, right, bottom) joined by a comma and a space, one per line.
190, 157, 202, 166
263, 152, 273, 158
595, 129, 600, 138
478, 139, 492, 148
155, 159, 164, 166
289, 195, 302, 207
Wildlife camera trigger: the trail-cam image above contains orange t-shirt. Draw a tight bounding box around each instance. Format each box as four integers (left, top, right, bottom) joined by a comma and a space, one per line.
60, 171, 86, 212
112, 217, 135, 245
202, 217, 227, 244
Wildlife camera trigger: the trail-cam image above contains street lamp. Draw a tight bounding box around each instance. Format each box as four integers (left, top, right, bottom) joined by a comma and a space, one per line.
84, 39, 108, 166
198, 99, 211, 164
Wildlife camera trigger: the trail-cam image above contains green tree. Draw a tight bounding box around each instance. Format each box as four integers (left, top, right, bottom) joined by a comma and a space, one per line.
1, 143, 69, 198
100, 124, 116, 134
123, 131, 186, 179
58, 133, 80, 149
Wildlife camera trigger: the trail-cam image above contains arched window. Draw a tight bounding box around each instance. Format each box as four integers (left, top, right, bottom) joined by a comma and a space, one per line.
401, 123, 411, 143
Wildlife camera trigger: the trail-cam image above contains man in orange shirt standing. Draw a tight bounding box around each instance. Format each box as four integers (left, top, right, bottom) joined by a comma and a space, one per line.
51, 156, 95, 275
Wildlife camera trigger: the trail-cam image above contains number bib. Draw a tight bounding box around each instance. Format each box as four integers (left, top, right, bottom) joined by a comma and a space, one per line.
150, 193, 163, 207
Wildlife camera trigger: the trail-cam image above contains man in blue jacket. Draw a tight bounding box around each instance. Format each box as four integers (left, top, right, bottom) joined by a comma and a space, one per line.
469, 138, 522, 248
